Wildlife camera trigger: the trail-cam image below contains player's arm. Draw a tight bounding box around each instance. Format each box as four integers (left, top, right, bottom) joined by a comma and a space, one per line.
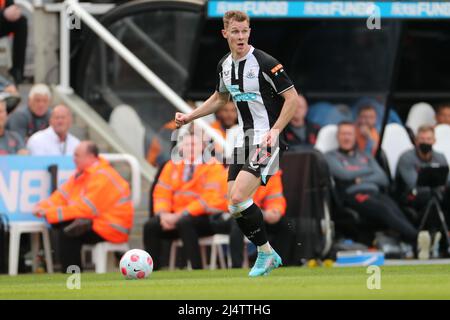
175, 91, 229, 128
272, 87, 300, 132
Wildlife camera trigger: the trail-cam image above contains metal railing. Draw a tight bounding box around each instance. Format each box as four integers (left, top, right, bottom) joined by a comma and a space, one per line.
59, 0, 227, 151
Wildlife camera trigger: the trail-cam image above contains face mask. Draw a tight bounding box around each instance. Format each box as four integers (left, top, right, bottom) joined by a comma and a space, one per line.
418, 143, 432, 154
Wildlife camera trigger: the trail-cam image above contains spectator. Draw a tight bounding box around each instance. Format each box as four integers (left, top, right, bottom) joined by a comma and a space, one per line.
7, 83, 51, 141
285, 94, 319, 149
211, 100, 238, 137
396, 125, 450, 221
229, 170, 292, 268
325, 122, 425, 254
143, 133, 228, 270
355, 104, 379, 156
27, 104, 80, 155
0, 0, 27, 84
0, 97, 26, 154
435, 103, 450, 126
33, 141, 133, 271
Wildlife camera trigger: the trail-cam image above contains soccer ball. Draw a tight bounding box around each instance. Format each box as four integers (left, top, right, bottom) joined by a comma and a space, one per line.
119, 249, 153, 280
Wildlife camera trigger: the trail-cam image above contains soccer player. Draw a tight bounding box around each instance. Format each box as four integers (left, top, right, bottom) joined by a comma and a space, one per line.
175, 10, 300, 276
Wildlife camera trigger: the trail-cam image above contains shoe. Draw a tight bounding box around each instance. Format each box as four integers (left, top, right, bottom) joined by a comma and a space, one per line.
248, 250, 282, 277
431, 231, 442, 259
417, 231, 431, 260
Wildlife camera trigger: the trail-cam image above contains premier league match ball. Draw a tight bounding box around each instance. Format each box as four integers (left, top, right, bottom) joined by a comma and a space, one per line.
119, 249, 153, 280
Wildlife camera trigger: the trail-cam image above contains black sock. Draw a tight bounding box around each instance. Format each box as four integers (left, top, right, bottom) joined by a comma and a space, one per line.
234, 203, 268, 246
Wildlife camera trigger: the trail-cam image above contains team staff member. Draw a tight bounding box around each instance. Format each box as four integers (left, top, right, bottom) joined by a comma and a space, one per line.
0, 98, 27, 154
33, 141, 133, 271
175, 10, 300, 276
144, 133, 228, 270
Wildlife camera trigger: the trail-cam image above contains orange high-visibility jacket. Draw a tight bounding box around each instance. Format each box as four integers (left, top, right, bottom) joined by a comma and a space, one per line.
253, 170, 287, 215
37, 157, 134, 243
153, 159, 228, 216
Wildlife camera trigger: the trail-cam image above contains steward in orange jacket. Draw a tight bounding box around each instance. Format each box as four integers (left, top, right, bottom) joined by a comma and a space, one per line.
229, 170, 293, 267
143, 133, 228, 270
152, 158, 228, 216
34, 141, 133, 271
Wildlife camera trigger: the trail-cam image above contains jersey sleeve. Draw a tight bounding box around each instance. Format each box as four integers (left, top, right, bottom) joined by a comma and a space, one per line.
9, 131, 25, 153
215, 55, 228, 93
260, 54, 294, 95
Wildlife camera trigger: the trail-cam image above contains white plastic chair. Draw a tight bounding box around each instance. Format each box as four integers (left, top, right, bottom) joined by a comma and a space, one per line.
434, 124, 450, 166
169, 234, 230, 270
406, 102, 436, 135
109, 105, 145, 158
381, 123, 414, 178
314, 124, 338, 154
82, 242, 130, 273
8, 221, 53, 276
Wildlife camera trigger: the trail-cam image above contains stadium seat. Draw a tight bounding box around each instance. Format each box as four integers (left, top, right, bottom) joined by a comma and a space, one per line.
82, 242, 130, 273
434, 124, 450, 166
406, 102, 436, 135
169, 234, 231, 270
314, 124, 338, 154
109, 105, 146, 158
381, 123, 414, 178
8, 221, 53, 276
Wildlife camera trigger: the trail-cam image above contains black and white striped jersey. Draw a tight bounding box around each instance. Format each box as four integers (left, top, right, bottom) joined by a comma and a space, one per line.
216, 46, 295, 148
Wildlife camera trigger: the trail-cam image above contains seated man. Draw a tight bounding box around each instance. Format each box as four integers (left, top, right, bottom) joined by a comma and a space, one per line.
325, 122, 425, 256
33, 141, 133, 271
355, 104, 379, 156
7, 84, 52, 142
396, 125, 450, 225
27, 105, 80, 156
0, 97, 26, 154
143, 133, 228, 270
229, 170, 292, 268
285, 94, 319, 150
435, 103, 450, 126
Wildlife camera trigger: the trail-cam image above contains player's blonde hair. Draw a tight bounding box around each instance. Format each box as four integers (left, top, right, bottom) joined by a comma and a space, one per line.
223, 10, 250, 29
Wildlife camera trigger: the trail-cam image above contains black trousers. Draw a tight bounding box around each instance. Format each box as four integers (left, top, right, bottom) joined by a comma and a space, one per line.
344, 193, 418, 243
52, 221, 105, 272
229, 216, 293, 268
143, 215, 215, 270
0, 15, 27, 80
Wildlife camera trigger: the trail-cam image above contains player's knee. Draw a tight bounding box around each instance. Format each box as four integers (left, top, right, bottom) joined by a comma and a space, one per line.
229, 190, 247, 205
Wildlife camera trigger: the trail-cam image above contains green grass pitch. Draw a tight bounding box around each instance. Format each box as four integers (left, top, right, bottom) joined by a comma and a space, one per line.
0, 265, 449, 299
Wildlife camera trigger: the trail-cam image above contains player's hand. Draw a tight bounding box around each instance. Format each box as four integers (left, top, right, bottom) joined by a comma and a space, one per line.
4, 5, 21, 22
261, 129, 280, 148
175, 112, 191, 129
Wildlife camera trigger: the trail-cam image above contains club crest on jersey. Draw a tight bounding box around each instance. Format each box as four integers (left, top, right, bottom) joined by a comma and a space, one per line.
223, 70, 230, 77
245, 69, 256, 79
